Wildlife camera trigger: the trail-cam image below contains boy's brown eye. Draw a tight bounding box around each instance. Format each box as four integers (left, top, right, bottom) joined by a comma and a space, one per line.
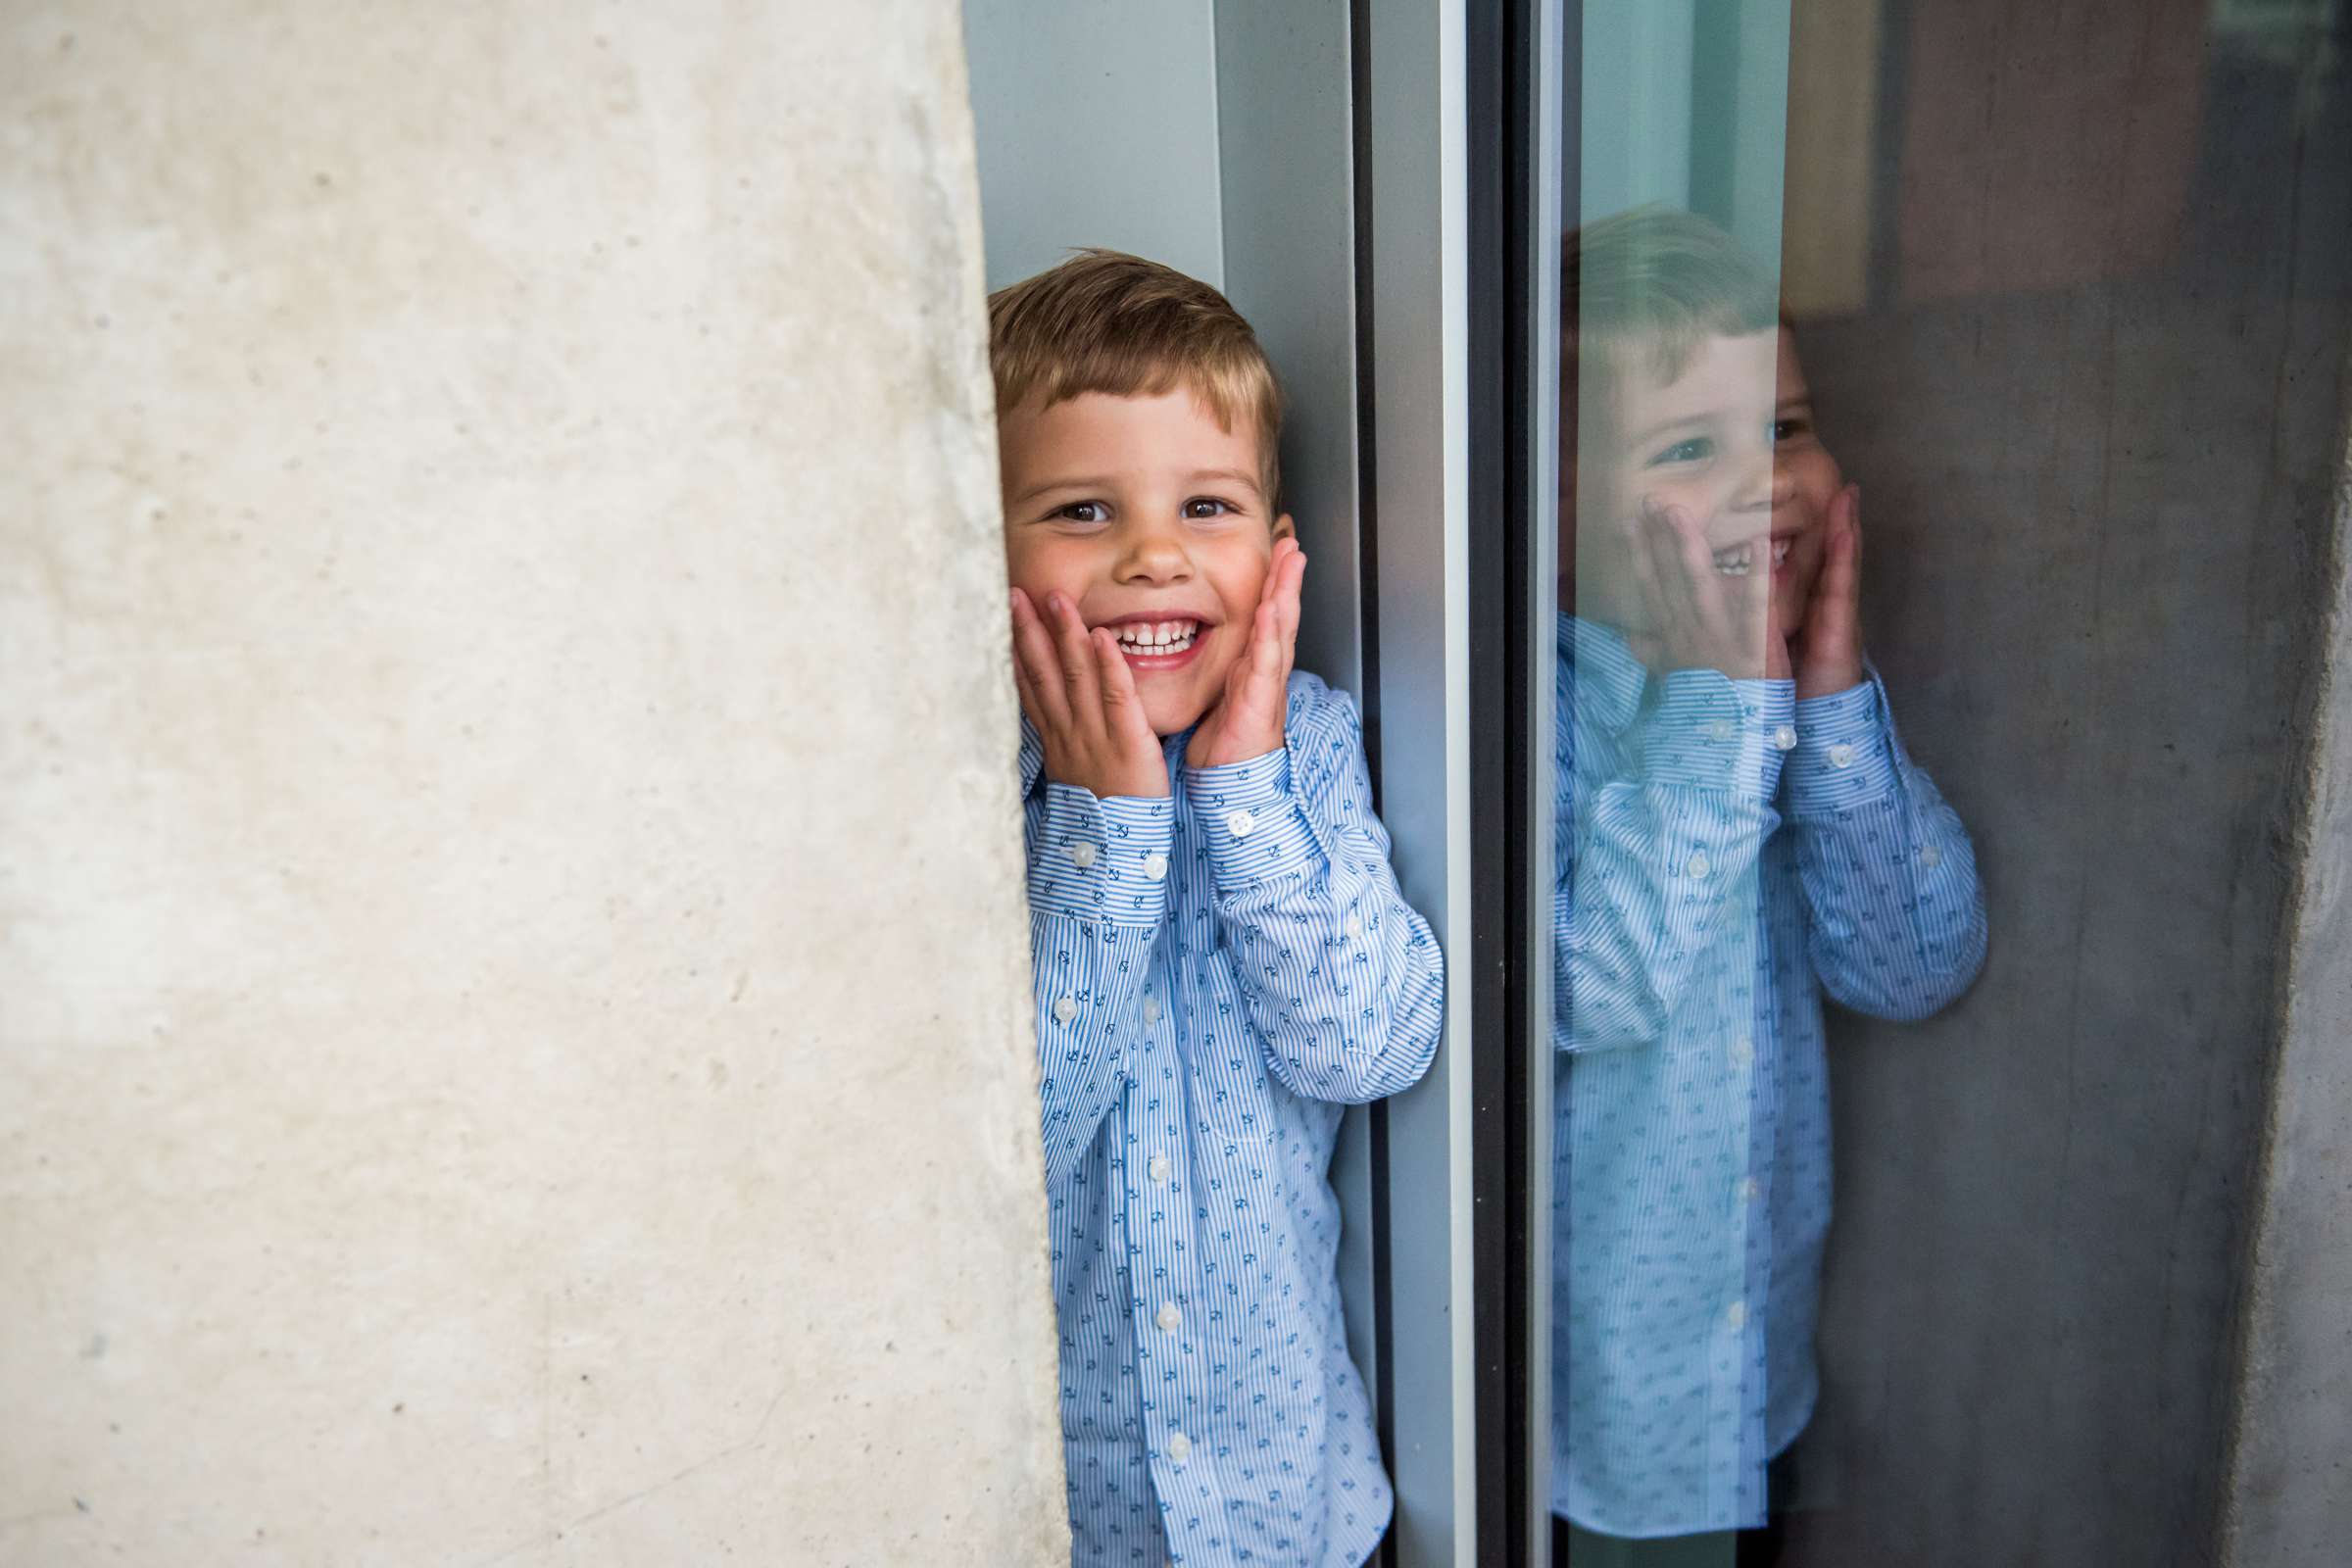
1056, 501, 1107, 523
1183, 498, 1236, 519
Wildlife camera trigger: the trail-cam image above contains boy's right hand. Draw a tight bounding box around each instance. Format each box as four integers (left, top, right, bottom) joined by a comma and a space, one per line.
1009, 587, 1171, 799
1623, 500, 1790, 681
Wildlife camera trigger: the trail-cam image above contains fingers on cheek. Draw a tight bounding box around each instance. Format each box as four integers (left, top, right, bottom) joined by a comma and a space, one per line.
1103, 631, 1141, 688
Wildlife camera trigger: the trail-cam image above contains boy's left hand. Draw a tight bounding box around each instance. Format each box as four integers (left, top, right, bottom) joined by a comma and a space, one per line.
1188, 537, 1306, 770
1792, 484, 1866, 700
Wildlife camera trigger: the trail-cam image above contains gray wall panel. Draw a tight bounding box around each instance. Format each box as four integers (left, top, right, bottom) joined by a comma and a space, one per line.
964, 0, 1224, 290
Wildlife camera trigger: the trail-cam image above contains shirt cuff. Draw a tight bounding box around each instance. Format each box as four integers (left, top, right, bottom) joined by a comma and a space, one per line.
1641, 670, 1797, 797
1784, 675, 1900, 815
1026, 784, 1175, 926
1182, 745, 1320, 890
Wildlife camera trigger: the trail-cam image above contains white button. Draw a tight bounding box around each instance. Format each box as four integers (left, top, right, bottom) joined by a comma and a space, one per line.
1345, 914, 1364, 940
1143, 853, 1168, 882
1068, 841, 1098, 869
1729, 1035, 1754, 1068
1155, 1301, 1183, 1333
1142, 997, 1162, 1024
1708, 719, 1735, 742
1739, 1176, 1761, 1203
1166, 1432, 1192, 1464
1687, 850, 1711, 878
1225, 808, 1256, 838
1920, 844, 1943, 869
1726, 1299, 1747, 1330
1828, 742, 1856, 768
1772, 724, 1798, 752
1148, 1152, 1172, 1186
1053, 996, 1078, 1024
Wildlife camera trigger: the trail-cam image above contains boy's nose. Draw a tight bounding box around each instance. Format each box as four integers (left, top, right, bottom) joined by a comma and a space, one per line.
1115, 529, 1193, 582
1730, 450, 1780, 512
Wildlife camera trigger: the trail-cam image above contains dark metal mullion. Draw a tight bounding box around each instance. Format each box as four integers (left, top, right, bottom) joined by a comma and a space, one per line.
1551, 13, 1585, 1561
1347, 5, 1396, 1566
1466, 0, 1520, 1562
1498, 0, 1544, 1564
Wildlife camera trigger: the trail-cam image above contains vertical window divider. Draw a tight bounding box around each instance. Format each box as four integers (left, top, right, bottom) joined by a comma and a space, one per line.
1524, 4, 1568, 1561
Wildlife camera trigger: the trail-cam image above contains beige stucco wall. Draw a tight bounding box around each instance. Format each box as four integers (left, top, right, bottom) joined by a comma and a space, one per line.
0, 4, 1068, 1562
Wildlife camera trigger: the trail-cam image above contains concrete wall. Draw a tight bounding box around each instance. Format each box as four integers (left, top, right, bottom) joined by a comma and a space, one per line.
0, 4, 1068, 1564
2223, 406, 2352, 1565
1781, 10, 2352, 1565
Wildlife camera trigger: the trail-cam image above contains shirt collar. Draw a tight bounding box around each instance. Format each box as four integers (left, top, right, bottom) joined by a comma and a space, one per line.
1559, 611, 1650, 737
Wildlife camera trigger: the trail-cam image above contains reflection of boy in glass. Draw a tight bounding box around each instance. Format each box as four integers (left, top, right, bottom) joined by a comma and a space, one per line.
1550, 208, 1987, 1562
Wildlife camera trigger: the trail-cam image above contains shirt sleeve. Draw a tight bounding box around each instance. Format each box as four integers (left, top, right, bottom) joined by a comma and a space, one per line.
1026, 782, 1174, 1191
1180, 677, 1445, 1104
1782, 671, 1987, 1020
1555, 668, 1796, 1052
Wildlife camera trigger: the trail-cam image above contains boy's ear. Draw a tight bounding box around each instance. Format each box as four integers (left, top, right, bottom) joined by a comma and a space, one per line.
1272, 512, 1297, 542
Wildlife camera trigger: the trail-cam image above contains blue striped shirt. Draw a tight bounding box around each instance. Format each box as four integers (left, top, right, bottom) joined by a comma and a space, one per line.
1549, 613, 1986, 1537
1022, 670, 1446, 1567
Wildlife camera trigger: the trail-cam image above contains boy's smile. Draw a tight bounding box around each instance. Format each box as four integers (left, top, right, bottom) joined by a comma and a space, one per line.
1094, 612, 1209, 670
1000, 388, 1292, 737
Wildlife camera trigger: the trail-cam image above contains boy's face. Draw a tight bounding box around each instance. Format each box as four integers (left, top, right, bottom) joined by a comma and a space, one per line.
1568, 325, 1844, 637
1000, 388, 1293, 738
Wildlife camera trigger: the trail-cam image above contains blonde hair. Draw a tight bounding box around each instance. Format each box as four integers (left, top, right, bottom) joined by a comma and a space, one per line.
988, 249, 1285, 507
1562, 207, 1781, 396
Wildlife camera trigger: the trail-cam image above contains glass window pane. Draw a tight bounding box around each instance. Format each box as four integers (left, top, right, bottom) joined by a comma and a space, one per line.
1540, 0, 2352, 1562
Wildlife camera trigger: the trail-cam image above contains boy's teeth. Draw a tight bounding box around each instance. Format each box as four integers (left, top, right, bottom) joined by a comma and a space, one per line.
1770, 539, 1791, 567
1713, 544, 1753, 576
1113, 618, 1199, 652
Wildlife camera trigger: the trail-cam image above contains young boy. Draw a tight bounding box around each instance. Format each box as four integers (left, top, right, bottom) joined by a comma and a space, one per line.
991, 250, 1445, 1568
1549, 209, 1988, 1562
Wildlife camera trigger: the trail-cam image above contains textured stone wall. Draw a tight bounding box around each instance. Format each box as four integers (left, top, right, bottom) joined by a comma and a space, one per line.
2222, 410, 2352, 1565
0, 3, 1068, 1562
